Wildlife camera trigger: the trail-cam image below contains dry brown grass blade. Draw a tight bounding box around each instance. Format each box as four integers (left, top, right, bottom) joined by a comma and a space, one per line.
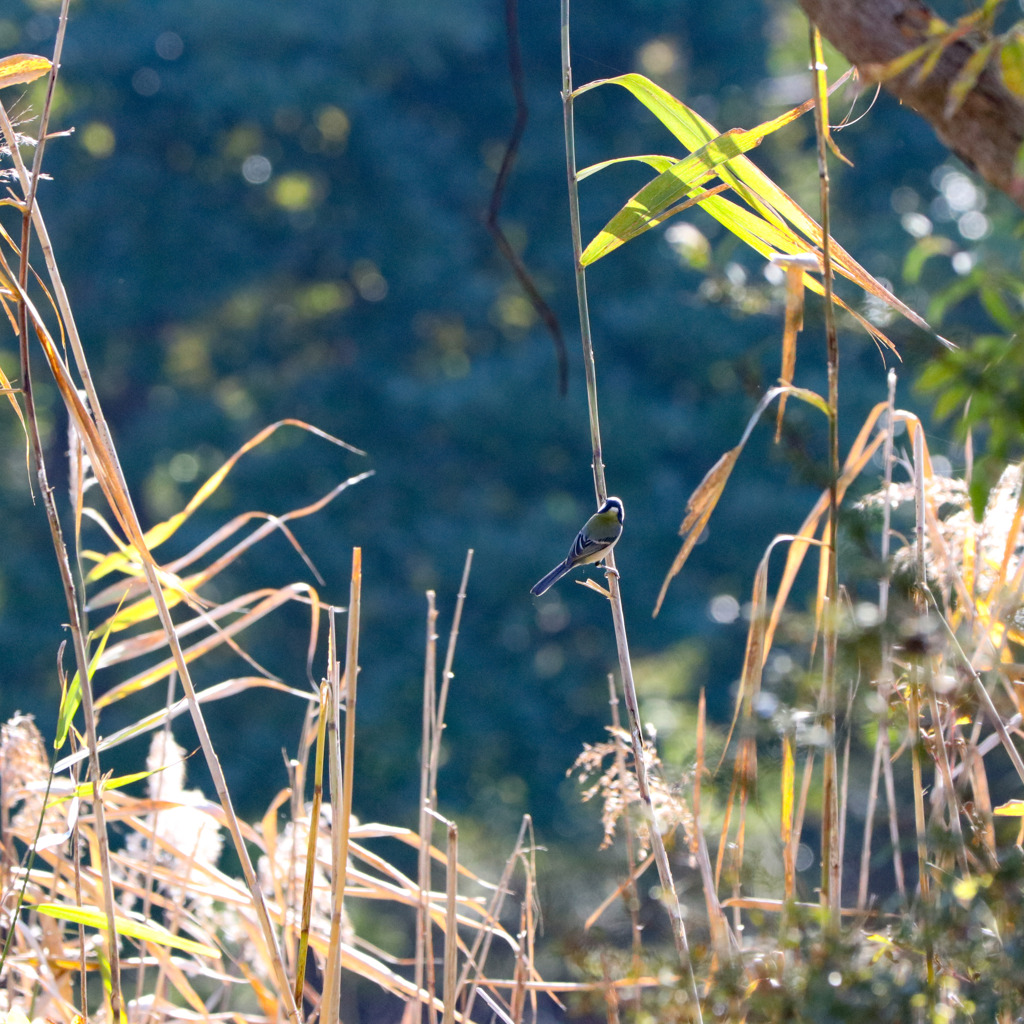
763, 400, 892, 657
718, 535, 796, 770
293, 682, 329, 1007
654, 445, 741, 617
714, 738, 747, 892
0, 53, 52, 88
85, 470, 373, 617
775, 262, 806, 441
0, 344, 27, 434
811, 28, 852, 168
87, 428, 368, 593
53, 677, 314, 776
582, 853, 656, 931
656, 384, 828, 617
716, 739, 754, 931
94, 587, 286, 667
689, 688, 732, 956
92, 585, 320, 708
146, 945, 209, 1018
20, 298, 149, 556
348, 832, 499, 896
720, 895, 890, 919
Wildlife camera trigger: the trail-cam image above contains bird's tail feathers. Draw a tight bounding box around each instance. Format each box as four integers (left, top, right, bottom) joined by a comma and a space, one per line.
530, 559, 572, 596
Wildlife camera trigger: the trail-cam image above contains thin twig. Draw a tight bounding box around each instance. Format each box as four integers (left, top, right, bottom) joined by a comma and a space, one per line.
431, 552, 474, 803
488, 0, 568, 394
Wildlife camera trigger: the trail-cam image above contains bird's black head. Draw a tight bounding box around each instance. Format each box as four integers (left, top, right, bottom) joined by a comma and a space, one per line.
600, 496, 624, 522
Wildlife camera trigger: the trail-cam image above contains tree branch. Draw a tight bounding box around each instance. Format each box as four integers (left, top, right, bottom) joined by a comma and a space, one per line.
799, 0, 1024, 209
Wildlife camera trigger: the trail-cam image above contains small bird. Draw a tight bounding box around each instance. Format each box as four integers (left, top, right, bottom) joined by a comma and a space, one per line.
530, 496, 624, 596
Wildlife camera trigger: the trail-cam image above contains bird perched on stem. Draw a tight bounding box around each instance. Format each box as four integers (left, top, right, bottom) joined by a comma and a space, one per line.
530, 496, 624, 596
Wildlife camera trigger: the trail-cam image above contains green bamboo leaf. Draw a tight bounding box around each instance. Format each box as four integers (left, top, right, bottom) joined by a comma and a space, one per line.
576, 154, 676, 182
55, 610, 120, 751
582, 124, 802, 264
578, 73, 815, 236
575, 71, 932, 343
34, 902, 218, 957
58, 766, 163, 799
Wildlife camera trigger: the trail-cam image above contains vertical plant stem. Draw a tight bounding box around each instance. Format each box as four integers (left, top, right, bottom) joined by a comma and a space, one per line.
322, 556, 361, 1022
809, 24, 841, 924
322, 614, 344, 1023
561, 3, 704, 1006
607, 674, 643, 980
910, 425, 935, 988
926, 671, 968, 873
411, 592, 439, 1024
859, 370, 907, 907
441, 815, 459, 1024
455, 814, 533, 1022
411, 560, 471, 1024
293, 678, 331, 1009
338, 553, 362, 1010
431, 552, 473, 798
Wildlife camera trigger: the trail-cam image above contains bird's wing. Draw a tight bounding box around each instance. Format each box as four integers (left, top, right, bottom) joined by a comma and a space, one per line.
569, 525, 616, 563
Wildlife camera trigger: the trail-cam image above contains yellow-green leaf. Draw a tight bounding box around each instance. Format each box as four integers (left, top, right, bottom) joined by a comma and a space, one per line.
574, 72, 932, 348
1000, 26, 1024, 98
948, 39, 995, 116
33, 902, 218, 957
0, 53, 52, 89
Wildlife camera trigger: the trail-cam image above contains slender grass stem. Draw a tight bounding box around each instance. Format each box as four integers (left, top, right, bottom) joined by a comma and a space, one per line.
411, 591, 439, 1024
561, 3, 704, 1009
809, 24, 841, 924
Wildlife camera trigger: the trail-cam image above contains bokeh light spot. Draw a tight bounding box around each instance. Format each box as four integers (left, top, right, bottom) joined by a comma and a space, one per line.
155, 31, 184, 60
638, 37, 679, 76
296, 281, 354, 318
242, 154, 272, 184
271, 172, 319, 211
709, 594, 740, 623
80, 121, 115, 158
316, 104, 350, 145
351, 260, 387, 302
168, 451, 200, 483
132, 67, 160, 96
